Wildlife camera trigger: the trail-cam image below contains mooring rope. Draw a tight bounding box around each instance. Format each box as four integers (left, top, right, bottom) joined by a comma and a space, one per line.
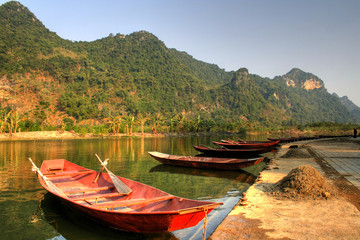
202, 207, 208, 240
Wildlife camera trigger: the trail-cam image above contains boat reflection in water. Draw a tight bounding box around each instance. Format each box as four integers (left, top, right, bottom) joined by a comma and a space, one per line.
149, 163, 259, 184
40, 193, 176, 240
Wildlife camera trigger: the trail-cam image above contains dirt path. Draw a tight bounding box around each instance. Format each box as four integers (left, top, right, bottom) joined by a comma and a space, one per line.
210, 138, 360, 240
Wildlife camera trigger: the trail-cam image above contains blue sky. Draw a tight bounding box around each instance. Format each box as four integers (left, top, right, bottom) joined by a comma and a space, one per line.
2, 0, 360, 106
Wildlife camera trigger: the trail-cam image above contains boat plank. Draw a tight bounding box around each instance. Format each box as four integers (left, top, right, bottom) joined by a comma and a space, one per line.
71, 192, 125, 201
44, 169, 94, 178
64, 186, 114, 195
93, 195, 175, 209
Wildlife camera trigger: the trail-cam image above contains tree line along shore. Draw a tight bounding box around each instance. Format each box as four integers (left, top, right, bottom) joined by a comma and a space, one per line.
0, 111, 358, 140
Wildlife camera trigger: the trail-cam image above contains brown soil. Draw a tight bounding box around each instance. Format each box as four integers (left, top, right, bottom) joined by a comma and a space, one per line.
269, 165, 340, 200
280, 146, 312, 158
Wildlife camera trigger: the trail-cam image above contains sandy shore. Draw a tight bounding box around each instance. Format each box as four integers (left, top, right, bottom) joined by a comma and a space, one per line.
210, 138, 360, 240
0, 131, 160, 140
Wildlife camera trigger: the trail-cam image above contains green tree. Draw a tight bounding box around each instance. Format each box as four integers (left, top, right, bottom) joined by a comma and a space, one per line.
123, 114, 137, 135
177, 114, 186, 133
167, 113, 179, 132
0, 110, 9, 134
136, 113, 149, 134
152, 112, 165, 133
8, 110, 24, 136
104, 115, 122, 134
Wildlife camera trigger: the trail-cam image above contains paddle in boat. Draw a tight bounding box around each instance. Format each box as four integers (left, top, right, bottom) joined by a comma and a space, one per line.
29, 155, 222, 233
148, 151, 265, 170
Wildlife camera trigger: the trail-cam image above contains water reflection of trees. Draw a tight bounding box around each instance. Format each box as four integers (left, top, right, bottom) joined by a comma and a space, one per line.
0, 141, 44, 201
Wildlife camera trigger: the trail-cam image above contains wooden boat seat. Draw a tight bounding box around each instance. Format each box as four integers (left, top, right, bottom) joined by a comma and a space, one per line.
93, 195, 175, 209
44, 169, 94, 178
71, 192, 125, 201
64, 186, 115, 195
48, 167, 63, 171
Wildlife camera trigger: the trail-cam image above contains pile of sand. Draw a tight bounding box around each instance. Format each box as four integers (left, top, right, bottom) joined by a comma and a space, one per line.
269, 165, 339, 200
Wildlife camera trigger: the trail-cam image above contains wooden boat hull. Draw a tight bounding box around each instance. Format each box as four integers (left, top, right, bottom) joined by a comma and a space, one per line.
35, 159, 222, 233
148, 151, 265, 170
213, 140, 280, 149
63, 200, 208, 232
193, 145, 272, 157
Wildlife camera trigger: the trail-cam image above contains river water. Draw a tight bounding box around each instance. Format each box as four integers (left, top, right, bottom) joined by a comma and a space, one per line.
0, 135, 274, 240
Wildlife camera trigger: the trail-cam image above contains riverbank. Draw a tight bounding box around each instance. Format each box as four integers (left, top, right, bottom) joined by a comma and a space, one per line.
0, 130, 244, 140
0, 130, 160, 140
210, 137, 360, 240
0, 129, 355, 141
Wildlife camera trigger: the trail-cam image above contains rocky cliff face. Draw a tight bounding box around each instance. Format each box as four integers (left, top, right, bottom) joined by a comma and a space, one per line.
303, 78, 324, 90
284, 68, 324, 90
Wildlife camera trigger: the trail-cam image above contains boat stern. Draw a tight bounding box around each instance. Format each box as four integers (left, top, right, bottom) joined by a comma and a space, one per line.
40, 159, 67, 174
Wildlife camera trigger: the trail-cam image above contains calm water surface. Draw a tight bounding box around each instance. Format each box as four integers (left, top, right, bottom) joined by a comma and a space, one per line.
0, 135, 273, 240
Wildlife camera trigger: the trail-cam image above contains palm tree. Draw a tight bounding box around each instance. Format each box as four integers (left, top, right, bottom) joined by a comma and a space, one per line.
177, 114, 186, 133
192, 115, 201, 132
152, 112, 165, 133
167, 113, 178, 132
136, 113, 149, 134
124, 114, 137, 135
104, 115, 122, 134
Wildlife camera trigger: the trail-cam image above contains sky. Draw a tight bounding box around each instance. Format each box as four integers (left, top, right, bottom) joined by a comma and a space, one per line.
1, 0, 360, 106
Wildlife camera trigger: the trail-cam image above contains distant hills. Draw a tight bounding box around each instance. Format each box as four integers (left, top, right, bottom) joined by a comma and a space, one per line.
0, 1, 359, 128
333, 94, 360, 121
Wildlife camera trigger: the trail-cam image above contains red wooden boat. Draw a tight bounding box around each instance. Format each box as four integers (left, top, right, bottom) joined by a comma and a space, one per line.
193, 145, 272, 157
267, 136, 323, 143
29, 158, 222, 233
148, 151, 265, 170
213, 140, 280, 149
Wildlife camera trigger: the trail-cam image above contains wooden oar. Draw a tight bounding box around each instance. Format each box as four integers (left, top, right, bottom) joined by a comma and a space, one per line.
93, 158, 108, 183
95, 154, 132, 195
28, 158, 66, 197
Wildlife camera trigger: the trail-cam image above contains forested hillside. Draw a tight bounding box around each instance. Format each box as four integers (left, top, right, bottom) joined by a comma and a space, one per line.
334, 94, 360, 121
254, 68, 353, 124
0, 1, 358, 134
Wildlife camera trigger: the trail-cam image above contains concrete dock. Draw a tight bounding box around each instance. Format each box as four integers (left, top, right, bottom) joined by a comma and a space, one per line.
210, 137, 360, 240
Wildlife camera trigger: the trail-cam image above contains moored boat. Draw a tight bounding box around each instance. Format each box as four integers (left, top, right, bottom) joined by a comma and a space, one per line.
213, 140, 280, 149
267, 135, 356, 143
148, 151, 265, 170
29, 158, 222, 233
193, 145, 272, 157
267, 136, 321, 143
